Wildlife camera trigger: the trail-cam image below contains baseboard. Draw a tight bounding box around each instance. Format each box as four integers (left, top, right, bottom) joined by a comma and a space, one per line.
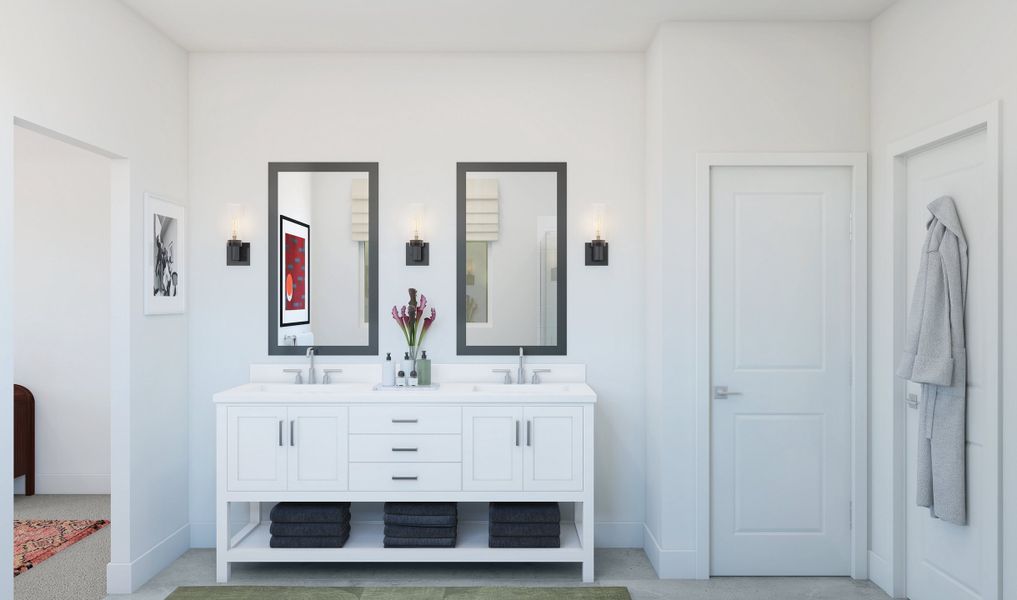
34, 473, 111, 494
106, 522, 189, 594
642, 524, 699, 578
189, 520, 644, 550
868, 550, 894, 597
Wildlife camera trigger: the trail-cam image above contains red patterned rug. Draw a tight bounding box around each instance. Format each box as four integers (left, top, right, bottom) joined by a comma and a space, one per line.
13, 519, 109, 576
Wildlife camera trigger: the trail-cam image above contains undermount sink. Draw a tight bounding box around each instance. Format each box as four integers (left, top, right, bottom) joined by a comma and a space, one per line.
252, 383, 374, 393
471, 383, 573, 393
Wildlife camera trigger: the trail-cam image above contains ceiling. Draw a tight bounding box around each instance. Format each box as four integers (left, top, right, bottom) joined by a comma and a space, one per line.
120, 0, 897, 53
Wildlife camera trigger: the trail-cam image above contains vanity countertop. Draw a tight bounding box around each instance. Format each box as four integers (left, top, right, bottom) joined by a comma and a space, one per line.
213, 381, 597, 404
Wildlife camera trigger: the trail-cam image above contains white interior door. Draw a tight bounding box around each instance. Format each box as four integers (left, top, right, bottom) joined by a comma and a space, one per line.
903, 128, 998, 600
711, 165, 853, 576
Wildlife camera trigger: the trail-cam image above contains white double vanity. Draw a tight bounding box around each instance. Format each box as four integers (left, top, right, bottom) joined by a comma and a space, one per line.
214, 364, 596, 582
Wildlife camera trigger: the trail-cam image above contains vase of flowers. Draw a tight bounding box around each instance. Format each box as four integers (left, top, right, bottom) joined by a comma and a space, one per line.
391, 288, 437, 372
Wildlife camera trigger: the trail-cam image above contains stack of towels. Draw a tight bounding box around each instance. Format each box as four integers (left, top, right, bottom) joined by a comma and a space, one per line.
383, 502, 458, 548
488, 502, 561, 548
269, 502, 351, 548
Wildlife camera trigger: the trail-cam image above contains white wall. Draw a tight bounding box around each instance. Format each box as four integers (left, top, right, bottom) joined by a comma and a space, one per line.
643, 22, 870, 577
188, 53, 647, 548
0, 0, 190, 593
868, 1, 1017, 596
13, 125, 111, 495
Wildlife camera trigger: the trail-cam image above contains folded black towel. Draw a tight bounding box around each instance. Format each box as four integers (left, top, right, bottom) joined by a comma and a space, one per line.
270, 522, 351, 538
489, 535, 560, 548
383, 524, 457, 538
384, 513, 458, 527
489, 502, 560, 524
384, 536, 456, 548
269, 534, 349, 548
489, 522, 560, 537
384, 502, 457, 517
270, 502, 351, 523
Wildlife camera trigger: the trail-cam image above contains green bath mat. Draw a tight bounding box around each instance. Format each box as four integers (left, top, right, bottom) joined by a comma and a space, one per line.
166, 587, 631, 600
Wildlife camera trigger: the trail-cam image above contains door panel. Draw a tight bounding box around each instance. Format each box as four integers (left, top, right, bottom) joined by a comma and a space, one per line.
711, 165, 853, 576
287, 406, 348, 491
227, 406, 287, 492
462, 407, 522, 491
904, 128, 997, 600
523, 406, 582, 491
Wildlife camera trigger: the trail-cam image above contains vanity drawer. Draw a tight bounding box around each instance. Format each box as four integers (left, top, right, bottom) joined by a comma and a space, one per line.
349, 434, 462, 463
349, 406, 461, 434
348, 462, 461, 491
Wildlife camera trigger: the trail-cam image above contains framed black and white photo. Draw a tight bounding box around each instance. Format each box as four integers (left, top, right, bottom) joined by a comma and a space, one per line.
144, 193, 186, 315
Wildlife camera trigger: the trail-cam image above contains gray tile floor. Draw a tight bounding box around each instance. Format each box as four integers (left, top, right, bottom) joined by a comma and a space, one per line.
14, 494, 111, 600
106, 548, 891, 600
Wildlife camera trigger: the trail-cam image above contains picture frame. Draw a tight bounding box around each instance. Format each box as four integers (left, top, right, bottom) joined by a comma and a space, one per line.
144, 193, 186, 315
279, 215, 310, 326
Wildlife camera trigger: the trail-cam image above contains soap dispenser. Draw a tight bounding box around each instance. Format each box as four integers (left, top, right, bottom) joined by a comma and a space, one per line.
383, 353, 395, 386
417, 351, 432, 386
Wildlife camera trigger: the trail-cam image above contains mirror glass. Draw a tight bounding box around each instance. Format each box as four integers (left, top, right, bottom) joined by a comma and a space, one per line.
457, 163, 566, 355
269, 163, 378, 355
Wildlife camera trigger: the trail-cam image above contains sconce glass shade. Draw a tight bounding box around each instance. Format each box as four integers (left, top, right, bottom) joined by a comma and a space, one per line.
227, 203, 245, 240
226, 203, 250, 265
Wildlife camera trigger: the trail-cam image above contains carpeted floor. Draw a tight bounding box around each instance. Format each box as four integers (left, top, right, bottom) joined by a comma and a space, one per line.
14, 494, 111, 600
166, 587, 631, 599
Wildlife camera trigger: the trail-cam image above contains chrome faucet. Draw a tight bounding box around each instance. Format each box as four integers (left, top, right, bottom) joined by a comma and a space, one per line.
517, 347, 525, 385
305, 346, 317, 384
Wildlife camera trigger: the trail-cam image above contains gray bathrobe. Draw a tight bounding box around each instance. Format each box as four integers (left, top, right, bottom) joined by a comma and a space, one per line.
896, 196, 968, 525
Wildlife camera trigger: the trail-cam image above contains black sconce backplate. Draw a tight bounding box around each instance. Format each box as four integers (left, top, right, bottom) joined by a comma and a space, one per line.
406, 239, 430, 266
585, 240, 609, 266
227, 239, 251, 266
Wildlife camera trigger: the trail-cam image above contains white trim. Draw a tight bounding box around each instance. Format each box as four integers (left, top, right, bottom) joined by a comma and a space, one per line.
642, 523, 698, 578
868, 550, 893, 595
694, 152, 869, 580
106, 522, 190, 594
885, 101, 1002, 600
31, 474, 111, 495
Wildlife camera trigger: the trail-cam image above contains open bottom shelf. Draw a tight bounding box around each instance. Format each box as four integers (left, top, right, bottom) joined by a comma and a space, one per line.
226, 520, 584, 563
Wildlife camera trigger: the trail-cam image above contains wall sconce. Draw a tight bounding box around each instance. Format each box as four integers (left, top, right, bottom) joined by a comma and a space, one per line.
405, 204, 429, 266
226, 203, 250, 266
585, 203, 609, 266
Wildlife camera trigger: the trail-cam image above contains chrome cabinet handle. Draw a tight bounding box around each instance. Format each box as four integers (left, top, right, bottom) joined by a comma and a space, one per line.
906, 393, 919, 409
526, 420, 532, 446
392, 476, 418, 481
278, 420, 283, 446
391, 418, 418, 424
515, 420, 520, 447
290, 420, 295, 446
713, 386, 743, 400
392, 447, 418, 452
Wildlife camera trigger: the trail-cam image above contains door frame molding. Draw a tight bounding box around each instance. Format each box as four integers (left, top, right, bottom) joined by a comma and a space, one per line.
885, 101, 1001, 599
694, 152, 869, 579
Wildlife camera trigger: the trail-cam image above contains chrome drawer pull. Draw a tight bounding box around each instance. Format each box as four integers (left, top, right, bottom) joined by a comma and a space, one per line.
391, 418, 419, 424
392, 476, 418, 481
392, 447, 419, 452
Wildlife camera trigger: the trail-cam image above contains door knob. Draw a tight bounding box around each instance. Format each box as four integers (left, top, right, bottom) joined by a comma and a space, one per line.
714, 386, 743, 400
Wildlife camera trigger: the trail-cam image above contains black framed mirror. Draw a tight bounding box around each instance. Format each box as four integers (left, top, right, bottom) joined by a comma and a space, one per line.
268, 162, 379, 355
457, 162, 567, 355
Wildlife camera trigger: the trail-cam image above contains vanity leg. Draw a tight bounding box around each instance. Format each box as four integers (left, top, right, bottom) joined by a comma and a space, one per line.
216, 500, 230, 583
581, 500, 595, 583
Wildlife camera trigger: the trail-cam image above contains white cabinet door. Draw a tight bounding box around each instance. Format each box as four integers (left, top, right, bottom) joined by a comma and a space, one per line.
287, 406, 348, 491
462, 407, 523, 491
227, 406, 287, 492
523, 406, 583, 491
